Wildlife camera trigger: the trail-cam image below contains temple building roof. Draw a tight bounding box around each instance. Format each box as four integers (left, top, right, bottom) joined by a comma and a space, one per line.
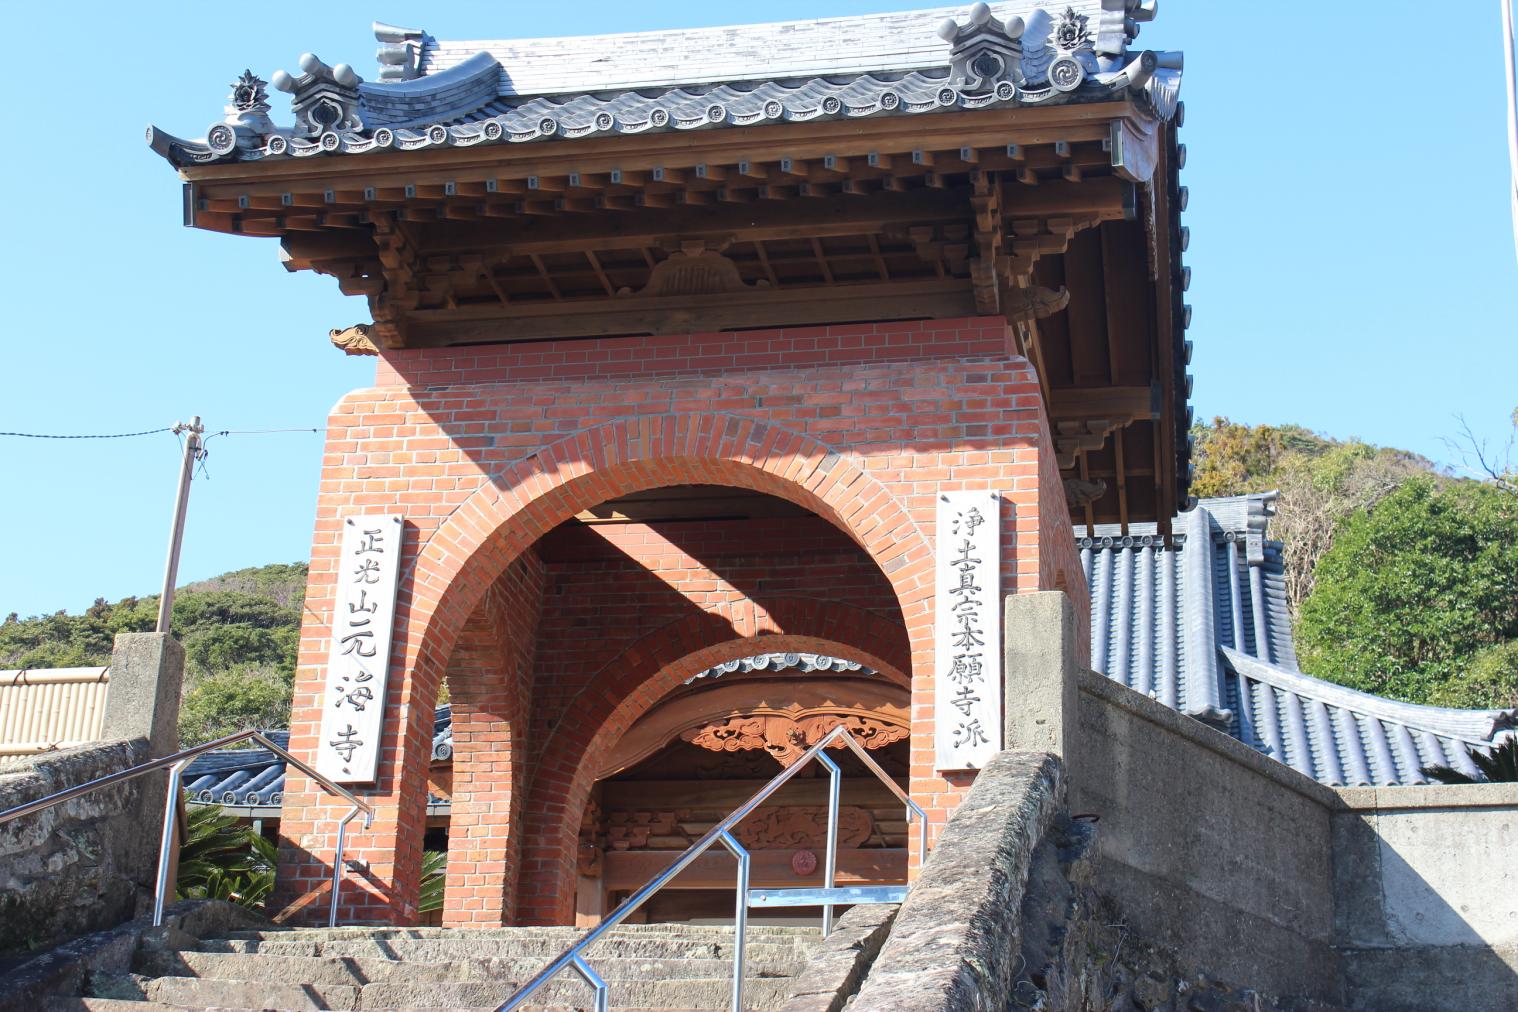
1082, 493, 1518, 786
149, 3, 1178, 168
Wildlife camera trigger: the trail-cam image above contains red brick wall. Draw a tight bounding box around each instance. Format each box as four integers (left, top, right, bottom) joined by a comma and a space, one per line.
440, 552, 543, 926
275, 317, 1087, 924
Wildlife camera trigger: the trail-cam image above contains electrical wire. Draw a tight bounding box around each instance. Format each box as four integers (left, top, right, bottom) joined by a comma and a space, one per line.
201, 426, 323, 450
0, 426, 174, 439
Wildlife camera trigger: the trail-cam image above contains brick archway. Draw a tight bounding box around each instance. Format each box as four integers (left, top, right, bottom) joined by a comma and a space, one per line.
506, 602, 909, 924
442, 594, 908, 927
303, 413, 935, 922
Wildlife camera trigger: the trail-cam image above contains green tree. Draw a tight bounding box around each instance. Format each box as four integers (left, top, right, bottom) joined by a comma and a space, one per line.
1425, 641, 1518, 710
1297, 479, 1518, 705
177, 665, 293, 744
1188, 418, 1433, 616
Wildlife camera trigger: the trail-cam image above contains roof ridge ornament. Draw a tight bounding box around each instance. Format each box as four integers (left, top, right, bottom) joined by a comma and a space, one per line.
374, 22, 426, 82
272, 53, 365, 140
204, 70, 274, 158
936, 3, 1027, 96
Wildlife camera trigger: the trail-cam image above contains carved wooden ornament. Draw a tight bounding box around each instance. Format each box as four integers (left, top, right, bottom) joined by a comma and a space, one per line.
680, 713, 908, 767
736, 805, 873, 850
329, 323, 379, 356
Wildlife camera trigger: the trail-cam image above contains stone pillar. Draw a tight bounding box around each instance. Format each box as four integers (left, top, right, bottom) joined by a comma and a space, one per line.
103, 632, 185, 757
103, 631, 186, 894
1002, 591, 1078, 758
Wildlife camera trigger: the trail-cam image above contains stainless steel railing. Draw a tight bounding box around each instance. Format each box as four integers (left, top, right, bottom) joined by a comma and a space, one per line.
497, 723, 928, 1012
0, 729, 374, 928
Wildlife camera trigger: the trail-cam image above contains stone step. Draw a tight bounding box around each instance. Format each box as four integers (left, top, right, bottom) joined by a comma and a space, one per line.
204, 935, 812, 963
48, 999, 712, 1012
222, 924, 819, 942
97, 974, 359, 1010
359, 976, 792, 1009
93, 973, 792, 1010
141, 949, 806, 985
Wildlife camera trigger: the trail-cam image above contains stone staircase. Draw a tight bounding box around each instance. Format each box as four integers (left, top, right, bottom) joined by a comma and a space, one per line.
44, 923, 823, 1011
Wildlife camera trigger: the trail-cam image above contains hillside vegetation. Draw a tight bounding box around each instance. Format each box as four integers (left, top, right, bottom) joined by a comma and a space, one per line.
1, 564, 306, 745
1190, 417, 1518, 709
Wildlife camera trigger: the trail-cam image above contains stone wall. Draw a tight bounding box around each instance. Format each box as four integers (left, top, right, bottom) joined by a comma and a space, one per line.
0, 739, 150, 958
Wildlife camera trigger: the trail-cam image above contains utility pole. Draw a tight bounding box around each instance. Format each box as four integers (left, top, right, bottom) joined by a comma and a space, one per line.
156, 416, 204, 633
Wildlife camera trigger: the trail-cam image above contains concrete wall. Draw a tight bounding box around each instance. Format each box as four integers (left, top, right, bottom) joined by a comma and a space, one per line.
1333, 783, 1518, 1010
1067, 668, 1342, 1000
1003, 591, 1518, 1010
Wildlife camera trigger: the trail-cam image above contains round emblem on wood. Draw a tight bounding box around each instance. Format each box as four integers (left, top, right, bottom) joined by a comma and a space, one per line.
791, 849, 818, 876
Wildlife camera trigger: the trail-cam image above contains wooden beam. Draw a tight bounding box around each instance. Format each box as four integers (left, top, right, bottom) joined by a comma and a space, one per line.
401, 277, 978, 347
1048, 385, 1155, 422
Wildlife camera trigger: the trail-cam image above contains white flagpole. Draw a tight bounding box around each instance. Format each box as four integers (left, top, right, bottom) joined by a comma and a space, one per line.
1503, 0, 1518, 263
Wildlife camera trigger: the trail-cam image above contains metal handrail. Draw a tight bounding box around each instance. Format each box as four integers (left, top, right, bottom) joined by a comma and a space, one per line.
498, 723, 928, 1012
0, 729, 374, 928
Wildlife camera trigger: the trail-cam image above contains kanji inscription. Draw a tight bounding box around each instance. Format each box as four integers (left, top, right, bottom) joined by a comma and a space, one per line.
316, 514, 404, 783
935, 492, 1001, 770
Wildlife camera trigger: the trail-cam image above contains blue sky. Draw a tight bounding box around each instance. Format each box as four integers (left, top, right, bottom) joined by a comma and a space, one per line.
3, 1, 1515, 618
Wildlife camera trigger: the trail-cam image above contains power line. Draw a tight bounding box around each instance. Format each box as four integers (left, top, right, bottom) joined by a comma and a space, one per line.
207, 426, 324, 438
0, 426, 174, 440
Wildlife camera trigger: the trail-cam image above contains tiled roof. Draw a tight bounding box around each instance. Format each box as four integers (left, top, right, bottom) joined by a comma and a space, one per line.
184, 709, 455, 809
685, 652, 875, 684
148, 3, 1180, 168
1082, 493, 1518, 786
413, 2, 1127, 93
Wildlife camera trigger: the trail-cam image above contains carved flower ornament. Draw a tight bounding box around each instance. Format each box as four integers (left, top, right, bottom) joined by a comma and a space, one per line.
1053, 7, 1092, 51
231, 70, 268, 112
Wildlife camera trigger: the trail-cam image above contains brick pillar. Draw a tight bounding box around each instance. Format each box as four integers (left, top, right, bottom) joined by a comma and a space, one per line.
442, 556, 543, 926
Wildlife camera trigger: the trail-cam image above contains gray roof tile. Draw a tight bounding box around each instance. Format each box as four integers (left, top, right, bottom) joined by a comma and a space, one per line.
1083, 493, 1517, 787
148, 3, 1180, 168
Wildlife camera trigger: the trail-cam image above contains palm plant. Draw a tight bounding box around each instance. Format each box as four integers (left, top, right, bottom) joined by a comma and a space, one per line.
1421, 737, 1518, 784
176, 798, 277, 910
418, 849, 448, 914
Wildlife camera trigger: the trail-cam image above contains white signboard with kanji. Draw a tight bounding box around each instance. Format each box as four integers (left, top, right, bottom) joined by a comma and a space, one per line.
934, 492, 1002, 771
316, 514, 404, 784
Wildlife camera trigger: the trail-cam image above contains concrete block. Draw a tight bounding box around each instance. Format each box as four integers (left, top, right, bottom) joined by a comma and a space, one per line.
101, 633, 184, 758
1002, 592, 1078, 758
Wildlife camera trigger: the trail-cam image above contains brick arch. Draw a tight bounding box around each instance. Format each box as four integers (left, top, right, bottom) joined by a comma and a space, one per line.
388, 414, 933, 921
401, 414, 931, 701
514, 625, 912, 925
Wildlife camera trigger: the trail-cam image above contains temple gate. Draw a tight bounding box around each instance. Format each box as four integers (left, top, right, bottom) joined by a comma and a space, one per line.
148, 1, 1189, 926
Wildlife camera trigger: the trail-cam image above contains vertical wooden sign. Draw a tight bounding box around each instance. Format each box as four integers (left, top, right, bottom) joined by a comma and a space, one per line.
316, 514, 404, 784
935, 492, 1001, 771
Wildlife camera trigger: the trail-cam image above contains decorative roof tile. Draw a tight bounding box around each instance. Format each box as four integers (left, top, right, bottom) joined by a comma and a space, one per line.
686, 652, 875, 684
148, 3, 1180, 168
